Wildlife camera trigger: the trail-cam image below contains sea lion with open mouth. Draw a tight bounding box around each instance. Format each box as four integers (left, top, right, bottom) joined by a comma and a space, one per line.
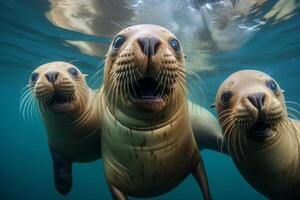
98, 24, 216, 199
23, 61, 101, 195
214, 70, 300, 199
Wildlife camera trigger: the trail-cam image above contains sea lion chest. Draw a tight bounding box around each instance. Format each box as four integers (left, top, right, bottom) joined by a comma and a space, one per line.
43, 91, 101, 162
234, 126, 300, 199
101, 106, 198, 197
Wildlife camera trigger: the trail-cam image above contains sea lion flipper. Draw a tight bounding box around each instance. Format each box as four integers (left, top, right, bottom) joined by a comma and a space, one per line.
192, 160, 212, 200
109, 185, 128, 200
50, 149, 73, 195
188, 101, 226, 153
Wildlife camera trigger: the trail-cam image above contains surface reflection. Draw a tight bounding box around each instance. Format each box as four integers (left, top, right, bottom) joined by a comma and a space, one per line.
46, 0, 298, 71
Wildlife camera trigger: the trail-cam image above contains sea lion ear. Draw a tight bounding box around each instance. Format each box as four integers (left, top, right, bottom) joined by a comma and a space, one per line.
210, 103, 216, 109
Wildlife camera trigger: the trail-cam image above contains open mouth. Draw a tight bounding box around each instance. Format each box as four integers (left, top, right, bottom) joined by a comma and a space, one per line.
130, 77, 168, 111
133, 77, 160, 99
251, 121, 269, 136
41, 92, 75, 112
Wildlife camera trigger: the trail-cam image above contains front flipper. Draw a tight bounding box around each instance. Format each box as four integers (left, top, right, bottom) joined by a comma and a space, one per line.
50, 149, 73, 195
192, 159, 212, 200
109, 185, 128, 200
188, 101, 228, 154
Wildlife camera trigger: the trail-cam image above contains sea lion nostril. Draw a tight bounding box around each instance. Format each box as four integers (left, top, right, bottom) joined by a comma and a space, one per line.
247, 93, 265, 110
149, 37, 160, 56
137, 37, 160, 56
138, 37, 149, 56
45, 71, 59, 83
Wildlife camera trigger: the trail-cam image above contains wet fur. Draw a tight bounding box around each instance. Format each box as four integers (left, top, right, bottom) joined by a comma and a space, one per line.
215, 70, 300, 199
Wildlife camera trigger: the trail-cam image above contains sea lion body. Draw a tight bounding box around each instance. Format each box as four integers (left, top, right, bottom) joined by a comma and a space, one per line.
215, 70, 300, 199
235, 123, 300, 199
27, 61, 101, 194
42, 89, 100, 162
101, 95, 199, 197
98, 24, 213, 199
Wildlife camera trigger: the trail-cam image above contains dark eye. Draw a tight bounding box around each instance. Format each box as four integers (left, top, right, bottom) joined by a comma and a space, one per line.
169, 38, 180, 52
31, 72, 39, 83
68, 67, 79, 77
220, 91, 232, 105
112, 35, 126, 50
266, 80, 278, 92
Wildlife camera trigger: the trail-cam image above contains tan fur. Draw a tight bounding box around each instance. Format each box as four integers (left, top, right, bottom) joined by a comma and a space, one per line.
101, 94, 198, 197
215, 70, 300, 199
30, 61, 101, 162
98, 24, 209, 198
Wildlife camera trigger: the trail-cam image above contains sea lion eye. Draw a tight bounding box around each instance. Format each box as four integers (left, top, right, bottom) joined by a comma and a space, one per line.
31, 72, 39, 83
68, 67, 79, 77
266, 80, 278, 92
169, 38, 180, 52
112, 35, 126, 50
220, 91, 232, 105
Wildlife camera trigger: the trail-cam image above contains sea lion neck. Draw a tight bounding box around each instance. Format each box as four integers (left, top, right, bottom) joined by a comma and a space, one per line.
242, 124, 285, 154
105, 99, 186, 131
41, 106, 82, 126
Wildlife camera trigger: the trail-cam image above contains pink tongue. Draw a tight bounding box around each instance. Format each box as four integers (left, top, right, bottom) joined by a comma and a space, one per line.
133, 98, 165, 112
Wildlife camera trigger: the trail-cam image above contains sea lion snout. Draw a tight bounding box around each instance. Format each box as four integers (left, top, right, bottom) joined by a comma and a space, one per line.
247, 92, 265, 111
45, 71, 59, 84
137, 36, 161, 56
243, 90, 283, 125
34, 69, 75, 95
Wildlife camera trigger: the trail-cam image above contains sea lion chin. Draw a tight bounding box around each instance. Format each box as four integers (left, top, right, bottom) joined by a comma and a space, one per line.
215, 70, 300, 199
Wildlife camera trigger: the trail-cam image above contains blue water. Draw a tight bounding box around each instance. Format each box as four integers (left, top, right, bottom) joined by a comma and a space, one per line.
1, 0, 300, 199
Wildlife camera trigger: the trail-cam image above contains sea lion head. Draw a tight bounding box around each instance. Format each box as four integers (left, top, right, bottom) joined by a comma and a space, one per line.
103, 24, 186, 120
29, 61, 89, 113
215, 70, 287, 152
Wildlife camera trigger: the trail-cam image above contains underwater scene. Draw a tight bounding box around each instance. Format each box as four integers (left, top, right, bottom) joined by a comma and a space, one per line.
1, 0, 300, 199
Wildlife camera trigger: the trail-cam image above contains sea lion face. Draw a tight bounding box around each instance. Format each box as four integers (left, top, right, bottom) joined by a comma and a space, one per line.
103, 24, 186, 114
29, 62, 88, 113
216, 70, 287, 140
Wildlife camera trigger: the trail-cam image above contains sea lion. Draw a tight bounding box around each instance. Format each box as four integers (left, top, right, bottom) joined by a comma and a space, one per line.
98, 24, 213, 199
214, 70, 300, 199
24, 61, 101, 195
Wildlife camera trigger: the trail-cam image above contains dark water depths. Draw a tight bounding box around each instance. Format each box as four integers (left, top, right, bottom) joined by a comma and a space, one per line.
1, 0, 300, 199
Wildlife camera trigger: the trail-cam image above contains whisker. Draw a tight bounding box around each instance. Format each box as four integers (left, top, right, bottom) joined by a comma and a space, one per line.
288, 112, 300, 121
238, 126, 246, 158
184, 68, 206, 104
223, 120, 236, 157
287, 107, 300, 118
286, 101, 300, 108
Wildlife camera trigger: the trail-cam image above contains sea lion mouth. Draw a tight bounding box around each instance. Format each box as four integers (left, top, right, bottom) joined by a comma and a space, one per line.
134, 77, 160, 99
250, 120, 270, 137
130, 77, 168, 111
49, 93, 75, 105
39, 92, 76, 112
